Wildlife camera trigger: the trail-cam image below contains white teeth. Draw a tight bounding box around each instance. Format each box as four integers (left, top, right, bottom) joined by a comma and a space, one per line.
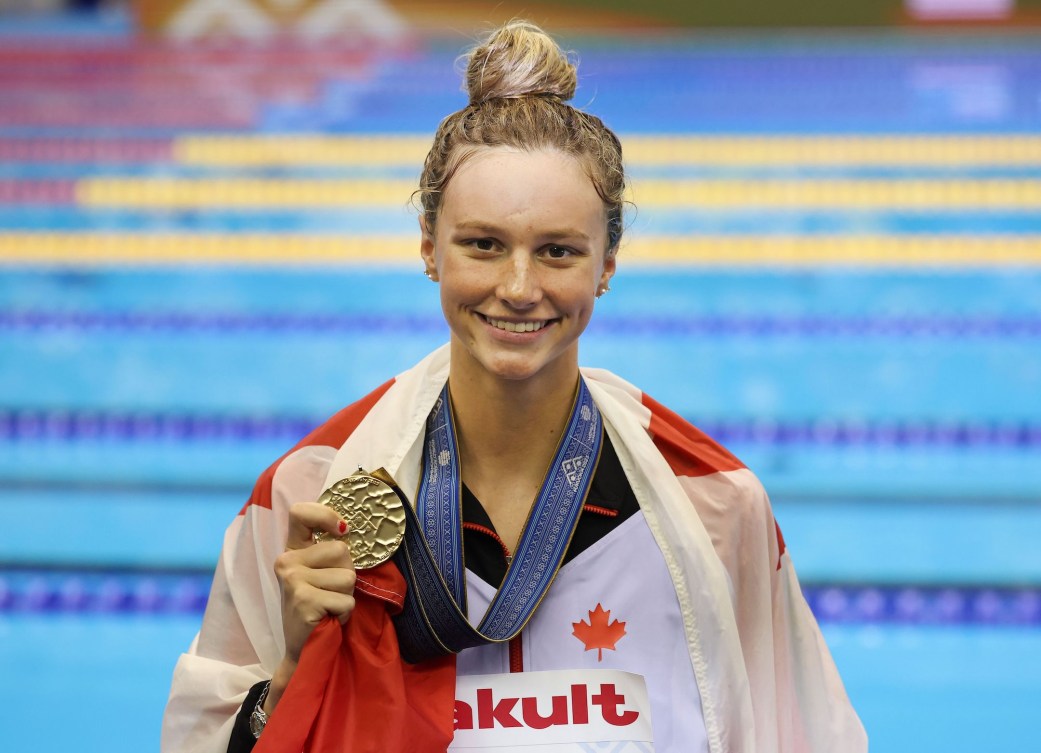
486, 317, 546, 333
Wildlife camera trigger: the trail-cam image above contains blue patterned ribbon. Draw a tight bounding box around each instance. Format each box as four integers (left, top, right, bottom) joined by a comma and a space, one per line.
391, 378, 603, 663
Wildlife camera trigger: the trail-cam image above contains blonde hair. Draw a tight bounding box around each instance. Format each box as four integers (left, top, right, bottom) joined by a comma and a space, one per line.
418, 21, 626, 252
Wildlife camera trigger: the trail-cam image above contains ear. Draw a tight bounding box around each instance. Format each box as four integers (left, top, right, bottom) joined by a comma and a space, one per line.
419, 216, 439, 281
597, 249, 616, 294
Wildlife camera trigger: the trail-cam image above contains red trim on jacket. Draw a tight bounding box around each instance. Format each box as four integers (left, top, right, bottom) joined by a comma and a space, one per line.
642, 393, 745, 477
239, 377, 396, 513
462, 522, 511, 561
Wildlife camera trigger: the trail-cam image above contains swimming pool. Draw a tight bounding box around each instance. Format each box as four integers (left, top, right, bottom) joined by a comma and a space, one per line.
1, 9, 1038, 752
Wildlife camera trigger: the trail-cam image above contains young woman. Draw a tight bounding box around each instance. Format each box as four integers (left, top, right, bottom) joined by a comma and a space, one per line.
162, 21, 866, 753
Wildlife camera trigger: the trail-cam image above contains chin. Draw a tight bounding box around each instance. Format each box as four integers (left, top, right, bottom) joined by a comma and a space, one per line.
483, 348, 580, 384
481, 357, 549, 382
450, 332, 579, 385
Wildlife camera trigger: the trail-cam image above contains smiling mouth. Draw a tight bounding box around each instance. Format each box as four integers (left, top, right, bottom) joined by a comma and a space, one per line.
481, 315, 551, 333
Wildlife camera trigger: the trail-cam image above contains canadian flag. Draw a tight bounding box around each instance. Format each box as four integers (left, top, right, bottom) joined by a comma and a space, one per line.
253, 561, 456, 753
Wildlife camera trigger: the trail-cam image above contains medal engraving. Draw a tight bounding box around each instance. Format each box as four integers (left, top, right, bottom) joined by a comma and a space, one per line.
313, 470, 406, 569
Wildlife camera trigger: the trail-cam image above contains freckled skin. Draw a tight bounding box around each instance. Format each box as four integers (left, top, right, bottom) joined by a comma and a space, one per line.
420, 147, 615, 394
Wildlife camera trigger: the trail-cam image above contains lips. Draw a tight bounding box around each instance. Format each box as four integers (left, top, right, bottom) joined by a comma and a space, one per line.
482, 314, 550, 333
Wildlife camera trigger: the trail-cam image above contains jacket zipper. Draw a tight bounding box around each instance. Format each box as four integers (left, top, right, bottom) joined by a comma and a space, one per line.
462, 505, 617, 674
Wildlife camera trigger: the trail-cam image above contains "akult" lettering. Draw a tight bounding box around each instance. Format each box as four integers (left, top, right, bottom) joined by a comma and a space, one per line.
454, 683, 640, 731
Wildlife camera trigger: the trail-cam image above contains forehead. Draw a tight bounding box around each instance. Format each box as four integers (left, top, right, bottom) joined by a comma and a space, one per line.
439, 147, 605, 234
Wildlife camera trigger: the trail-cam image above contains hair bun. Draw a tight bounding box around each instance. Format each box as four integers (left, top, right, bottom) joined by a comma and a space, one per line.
465, 20, 578, 105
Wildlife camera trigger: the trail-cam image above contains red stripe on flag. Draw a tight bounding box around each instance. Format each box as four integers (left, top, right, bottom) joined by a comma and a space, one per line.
241, 377, 396, 513
642, 393, 745, 477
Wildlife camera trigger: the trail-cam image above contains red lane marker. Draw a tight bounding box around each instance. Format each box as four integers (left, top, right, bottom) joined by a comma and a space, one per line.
0, 139, 174, 163
0, 180, 76, 204
0, 105, 253, 129
0, 42, 390, 68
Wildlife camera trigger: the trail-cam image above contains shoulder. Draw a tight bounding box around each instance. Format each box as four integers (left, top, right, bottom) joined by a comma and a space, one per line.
582, 366, 747, 479
239, 377, 397, 513
640, 393, 775, 553
583, 368, 780, 564
640, 392, 746, 479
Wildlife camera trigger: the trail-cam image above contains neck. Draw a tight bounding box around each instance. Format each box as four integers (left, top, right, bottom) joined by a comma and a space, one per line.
447, 350, 579, 480
444, 341, 583, 549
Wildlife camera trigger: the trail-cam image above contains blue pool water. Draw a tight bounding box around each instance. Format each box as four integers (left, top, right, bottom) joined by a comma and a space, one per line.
2, 616, 1039, 753
1, 8, 1039, 753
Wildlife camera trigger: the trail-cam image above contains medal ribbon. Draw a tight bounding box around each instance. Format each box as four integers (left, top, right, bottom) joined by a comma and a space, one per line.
391, 378, 603, 663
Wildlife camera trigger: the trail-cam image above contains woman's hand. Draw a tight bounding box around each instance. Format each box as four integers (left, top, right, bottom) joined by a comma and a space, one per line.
277, 502, 357, 662
266, 502, 356, 713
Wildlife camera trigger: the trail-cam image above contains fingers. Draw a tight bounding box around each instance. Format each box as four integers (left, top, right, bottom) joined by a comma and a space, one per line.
280, 581, 357, 660
276, 540, 358, 661
299, 565, 357, 595
286, 582, 356, 623
275, 543, 356, 592
286, 501, 348, 550
286, 539, 355, 570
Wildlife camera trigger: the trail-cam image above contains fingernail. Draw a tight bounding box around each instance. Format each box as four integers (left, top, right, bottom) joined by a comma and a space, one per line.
338, 520, 348, 535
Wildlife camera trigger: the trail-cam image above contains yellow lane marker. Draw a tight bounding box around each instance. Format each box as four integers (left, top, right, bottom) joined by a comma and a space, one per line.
2, 234, 1039, 267
76, 178, 419, 208
623, 136, 1041, 166
0, 235, 416, 264
173, 134, 1041, 167
624, 236, 1041, 265
75, 177, 1041, 209
629, 179, 1041, 208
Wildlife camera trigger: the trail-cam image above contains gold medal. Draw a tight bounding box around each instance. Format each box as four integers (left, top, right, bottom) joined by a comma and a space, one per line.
312, 468, 406, 569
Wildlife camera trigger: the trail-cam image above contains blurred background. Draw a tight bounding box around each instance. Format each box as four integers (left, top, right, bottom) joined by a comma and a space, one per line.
0, 1, 1039, 751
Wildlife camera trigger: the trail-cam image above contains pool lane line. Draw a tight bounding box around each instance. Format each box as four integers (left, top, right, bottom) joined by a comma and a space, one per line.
1, 565, 1037, 624
2, 234, 1040, 266
10, 135, 1037, 168
5, 175, 1041, 209
6, 207, 1041, 235
2, 410, 1039, 448
167, 135, 1041, 167
59, 177, 1041, 209
2, 310, 1039, 338
0, 137, 173, 163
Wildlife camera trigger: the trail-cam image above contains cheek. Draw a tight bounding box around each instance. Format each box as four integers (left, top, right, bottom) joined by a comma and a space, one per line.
563, 283, 599, 319
438, 268, 481, 310
439, 280, 461, 315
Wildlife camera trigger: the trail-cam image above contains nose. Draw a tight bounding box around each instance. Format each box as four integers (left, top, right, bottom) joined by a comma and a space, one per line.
497, 252, 543, 309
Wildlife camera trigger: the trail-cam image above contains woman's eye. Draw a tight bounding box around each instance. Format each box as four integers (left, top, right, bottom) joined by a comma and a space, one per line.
473, 238, 495, 251
546, 245, 572, 259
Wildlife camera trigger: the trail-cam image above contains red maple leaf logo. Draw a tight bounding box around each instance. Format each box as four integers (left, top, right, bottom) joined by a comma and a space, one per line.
571, 603, 627, 661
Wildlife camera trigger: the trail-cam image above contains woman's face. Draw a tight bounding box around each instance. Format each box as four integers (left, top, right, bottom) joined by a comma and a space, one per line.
421, 147, 615, 388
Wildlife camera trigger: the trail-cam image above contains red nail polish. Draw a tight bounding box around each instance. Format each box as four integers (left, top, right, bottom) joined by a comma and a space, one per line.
338, 520, 348, 535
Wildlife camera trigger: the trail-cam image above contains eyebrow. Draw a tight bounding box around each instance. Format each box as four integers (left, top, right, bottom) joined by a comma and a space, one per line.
451, 220, 592, 242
